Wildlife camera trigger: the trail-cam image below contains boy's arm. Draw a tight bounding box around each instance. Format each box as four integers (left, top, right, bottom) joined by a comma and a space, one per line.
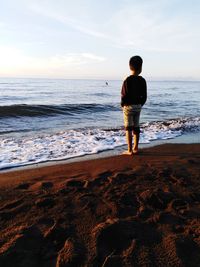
121, 79, 127, 107
141, 79, 147, 106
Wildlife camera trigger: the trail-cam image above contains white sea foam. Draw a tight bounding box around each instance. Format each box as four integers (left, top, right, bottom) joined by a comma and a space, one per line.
0, 117, 199, 170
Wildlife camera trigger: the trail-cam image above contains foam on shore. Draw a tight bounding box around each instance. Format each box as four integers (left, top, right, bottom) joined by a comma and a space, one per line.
0, 116, 199, 170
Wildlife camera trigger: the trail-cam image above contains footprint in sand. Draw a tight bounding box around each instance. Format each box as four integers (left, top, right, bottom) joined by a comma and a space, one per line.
116, 192, 139, 218
35, 197, 55, 208
90, 218, 162, 266
0, 198, 30, 221
190, 192, 200, 203
169, 198, 189, 215
65, 179, 85, 188
74, 193, 116, 219
0, 225, 43, 266
85, 171, 112, 188
56, 238, 85, 267
91, 219, 134, 266
41, 181, 54, 189
0, 198, 24, 211
15, 182, 30, 190
137, 189, 173, 210
107, 172, 133, 186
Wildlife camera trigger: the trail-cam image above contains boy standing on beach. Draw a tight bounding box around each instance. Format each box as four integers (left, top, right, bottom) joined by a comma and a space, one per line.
121, 56, 147, 155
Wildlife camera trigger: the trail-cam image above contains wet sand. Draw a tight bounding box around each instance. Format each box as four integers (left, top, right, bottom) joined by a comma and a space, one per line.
0, 144, 200, 266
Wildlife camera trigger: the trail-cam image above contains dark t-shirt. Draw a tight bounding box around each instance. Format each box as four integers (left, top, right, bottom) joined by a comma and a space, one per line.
121, 75, 147, 107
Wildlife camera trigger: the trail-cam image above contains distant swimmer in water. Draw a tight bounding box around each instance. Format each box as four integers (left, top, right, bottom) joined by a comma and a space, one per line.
105, 82, 108, 86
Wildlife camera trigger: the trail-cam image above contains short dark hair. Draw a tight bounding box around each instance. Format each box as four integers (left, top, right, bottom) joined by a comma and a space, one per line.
129, 56, 143, 71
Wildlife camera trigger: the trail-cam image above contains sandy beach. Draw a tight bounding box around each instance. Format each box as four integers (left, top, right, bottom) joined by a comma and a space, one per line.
0, 143, 200, 266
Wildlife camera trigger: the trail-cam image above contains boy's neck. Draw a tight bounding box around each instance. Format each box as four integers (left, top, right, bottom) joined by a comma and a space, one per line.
131, 69, 141, 76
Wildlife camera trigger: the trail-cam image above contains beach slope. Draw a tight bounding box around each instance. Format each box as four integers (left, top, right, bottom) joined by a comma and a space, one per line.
0, 144, 200, 266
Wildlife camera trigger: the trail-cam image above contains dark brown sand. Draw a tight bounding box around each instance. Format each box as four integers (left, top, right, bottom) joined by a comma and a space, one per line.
0, 144, 200, 267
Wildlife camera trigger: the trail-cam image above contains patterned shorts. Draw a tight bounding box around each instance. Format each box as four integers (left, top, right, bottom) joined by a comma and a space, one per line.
123, 104, 141, 133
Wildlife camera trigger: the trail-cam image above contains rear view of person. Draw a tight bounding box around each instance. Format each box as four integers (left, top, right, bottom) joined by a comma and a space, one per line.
121, 56, 147, 155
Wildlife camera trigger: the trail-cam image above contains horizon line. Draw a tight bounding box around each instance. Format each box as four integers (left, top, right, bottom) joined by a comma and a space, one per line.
0, 76, 200, 82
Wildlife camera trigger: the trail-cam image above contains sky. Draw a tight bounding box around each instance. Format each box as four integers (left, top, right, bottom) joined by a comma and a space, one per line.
0, 0, 200, 80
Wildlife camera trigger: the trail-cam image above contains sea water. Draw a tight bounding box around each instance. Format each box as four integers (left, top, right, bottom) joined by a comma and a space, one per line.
0, 78, 199, 169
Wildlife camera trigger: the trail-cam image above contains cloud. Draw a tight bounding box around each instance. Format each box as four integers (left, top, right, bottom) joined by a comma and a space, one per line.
0, 46, 106, 77
81, 53, 105, 61
1, 0, 199, 78
49, 53, 105, 68
27, 0, 200, 52
28, 1, 107, 39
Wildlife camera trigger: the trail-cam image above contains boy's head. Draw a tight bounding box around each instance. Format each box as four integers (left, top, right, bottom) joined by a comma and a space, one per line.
129, 56, 143, 74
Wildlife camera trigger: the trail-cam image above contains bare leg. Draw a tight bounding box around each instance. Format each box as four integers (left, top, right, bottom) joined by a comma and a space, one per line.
122, 130, 133, 155
133, 132, 139, 154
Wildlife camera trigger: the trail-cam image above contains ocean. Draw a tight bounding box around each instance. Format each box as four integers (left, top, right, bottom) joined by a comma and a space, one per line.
0, 78, 199, 170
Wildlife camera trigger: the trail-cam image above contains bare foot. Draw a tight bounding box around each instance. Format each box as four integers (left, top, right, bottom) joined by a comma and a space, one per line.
132, 149, 139, 154
122, 150, 133, 155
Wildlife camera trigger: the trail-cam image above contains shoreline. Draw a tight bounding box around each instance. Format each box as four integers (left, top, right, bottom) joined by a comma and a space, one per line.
0, 142, 199, 185
1, 131, 199, 174
0, 143, 200, 266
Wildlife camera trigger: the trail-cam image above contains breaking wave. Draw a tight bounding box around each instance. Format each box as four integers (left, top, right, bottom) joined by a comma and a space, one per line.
0, 103, 119, 118
0, 116, 199, 170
